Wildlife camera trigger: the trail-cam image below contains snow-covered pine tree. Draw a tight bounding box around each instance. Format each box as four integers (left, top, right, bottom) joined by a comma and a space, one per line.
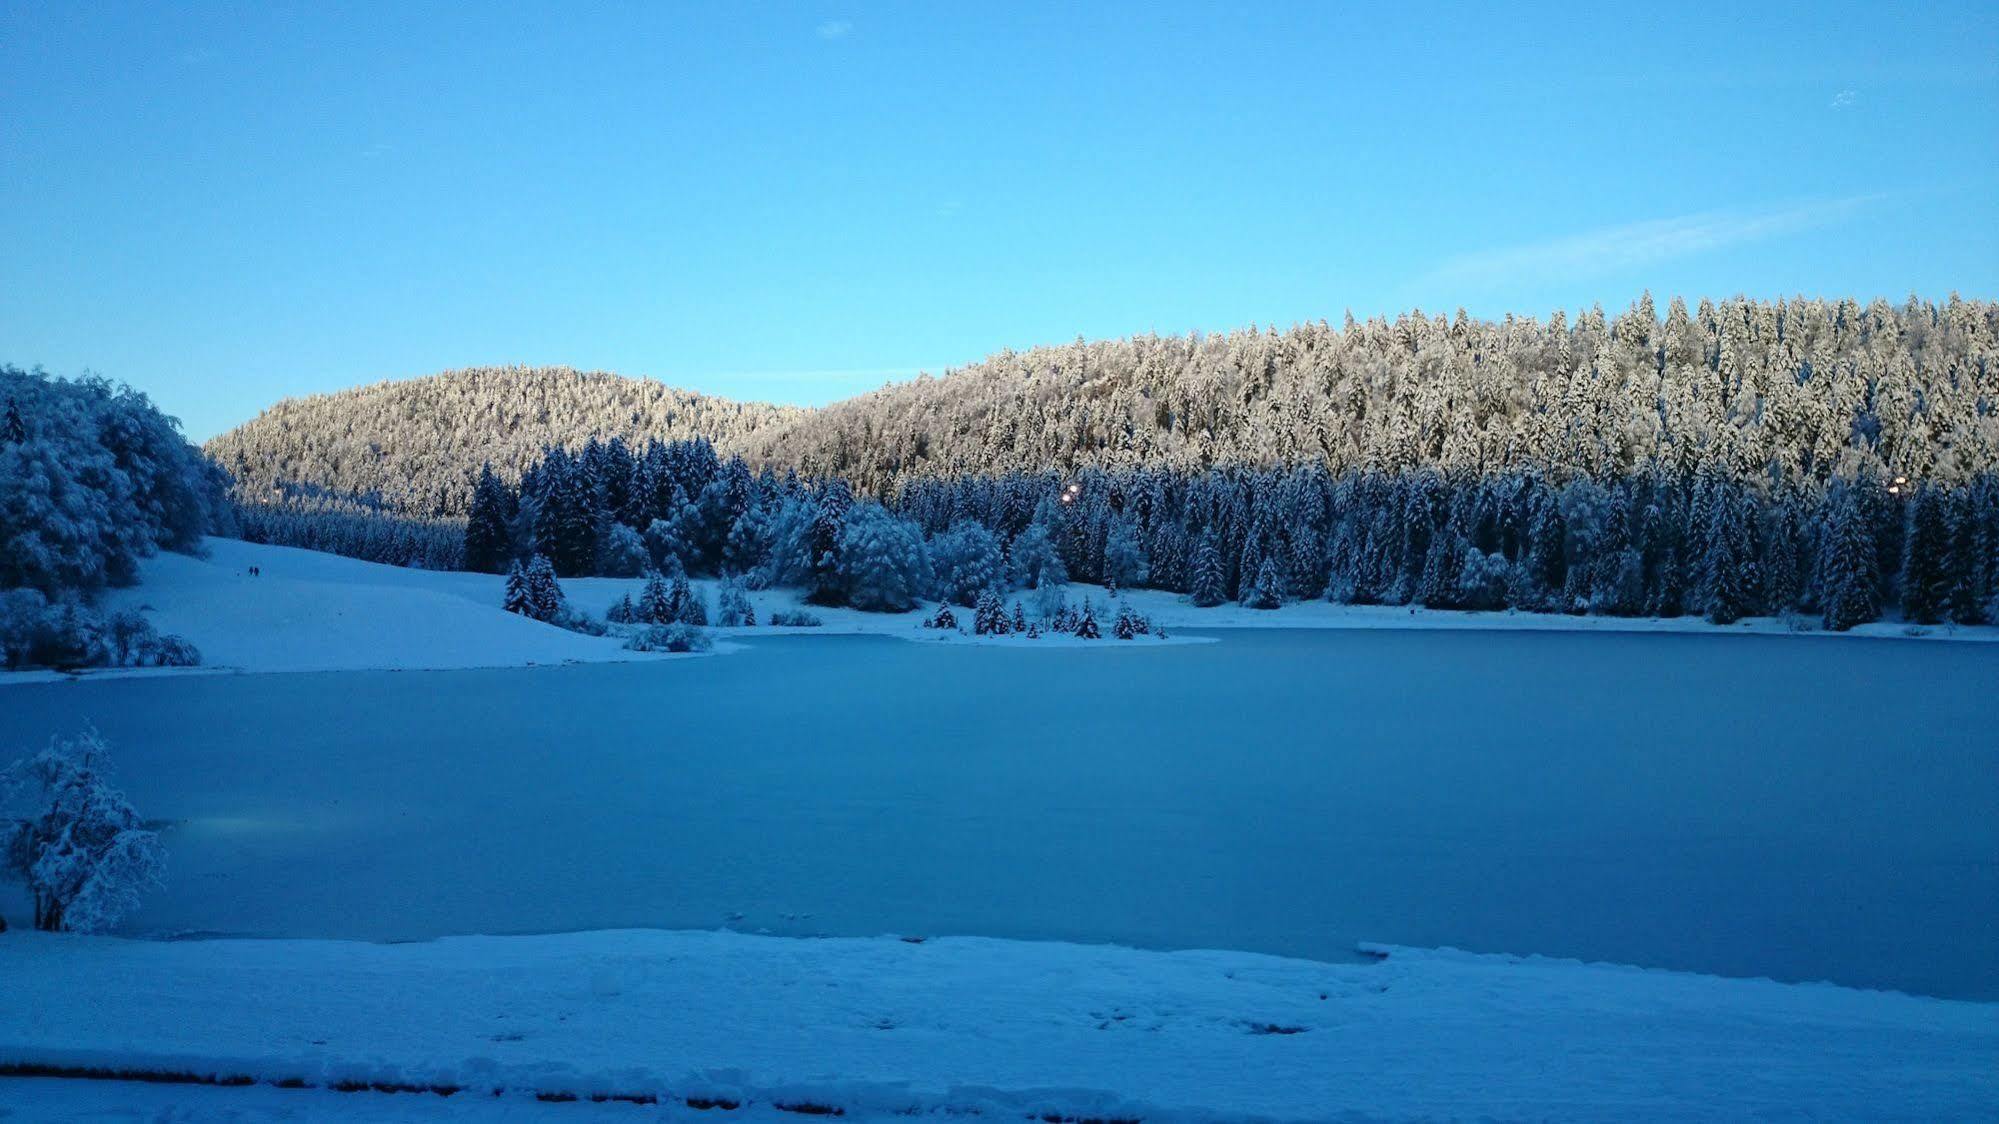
502, 560, 533, 617
463, 464, 514, 573
925, 602, 958, 630
1011, 601, 1028, 633
1901, 485, 1951, 624
806, 480, 853, 606
1188, 529, 1226, 607
1944, 488, 1990, 625
639, 571, 673, 624
1113, 601, 1138, 639
667, 575, 707, 625
973, 588, 1007, 635
1074, 598, 1101, 639
607, 592, 637, 624
1820, 488, 1880, 632
1697, 490, 1753, 624
1244, 553, 1285, 609
525, 554, 566, 622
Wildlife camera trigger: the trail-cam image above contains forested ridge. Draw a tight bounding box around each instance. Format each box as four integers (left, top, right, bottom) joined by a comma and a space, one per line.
213, 295, 1999, 520
207, 366, 805, 519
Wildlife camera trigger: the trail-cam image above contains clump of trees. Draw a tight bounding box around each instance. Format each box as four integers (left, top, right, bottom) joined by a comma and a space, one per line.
2, 732, 165, 933
0, 366, 222, 669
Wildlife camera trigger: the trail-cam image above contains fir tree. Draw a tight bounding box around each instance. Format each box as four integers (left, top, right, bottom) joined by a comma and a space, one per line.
925, 602, 959, 630
1188, 529, 1226, 607
639, 571, 673, 624
1011, 600, 1028, 633
1944, 490, 1990, 625
1698, 492, 1753, 624
973, 589, 1008, 635
1900, 485, 1951, 624
502, 559, 532, 617
1074, 599, 1101, 639
3, 396, 25, 443
1243, 554, 1285, 609
463, 464, 514, 573
1820, 490, 1880, 632
524, 554, 565, 622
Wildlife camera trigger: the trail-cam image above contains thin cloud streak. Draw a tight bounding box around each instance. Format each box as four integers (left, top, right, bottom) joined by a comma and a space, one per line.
1423, 197, 1879, 289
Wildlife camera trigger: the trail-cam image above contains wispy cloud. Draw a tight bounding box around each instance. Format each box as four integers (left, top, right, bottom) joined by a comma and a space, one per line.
816, 19, 852, 40
1829, 89, 1857, 110
1423, 197, 1878, 289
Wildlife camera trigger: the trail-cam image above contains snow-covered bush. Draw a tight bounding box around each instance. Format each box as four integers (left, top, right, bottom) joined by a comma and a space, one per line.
623, 622, 711, 653
767, 608, 822, 627
715, 577, 756, 627
928, 520, 1004, 606
837, 502, 932, 613
0, 591, 200, 670
924, 602, 958, 630
2, 732, 165, 933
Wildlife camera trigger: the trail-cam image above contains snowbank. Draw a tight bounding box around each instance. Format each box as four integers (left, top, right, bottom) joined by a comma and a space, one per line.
1, 928, 1990, 1121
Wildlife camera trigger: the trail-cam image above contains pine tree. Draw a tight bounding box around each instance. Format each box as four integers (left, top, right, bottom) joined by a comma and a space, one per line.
973, 588, 1007, 635
639, 571, 673, 624
667, 575, 706, 625
1113, 601, 1138, 639
1944, 490, 1990, 625
463, 464, 514, 573
2, 397, 24, 443
524, 554, 565, 622
1074, 598, 1101, 639
806, 481, 852, 606
1188, 529, 1225, 607
1011, 600, 1028, 633
502, 560, 532, 616
1820, 490, 1880, 632
1243, 554, 1285, 609
1698, 492, 1752, 624
1900, 485, 1950, 624
926, 602, 958, 630
1102, 515, 1150, 591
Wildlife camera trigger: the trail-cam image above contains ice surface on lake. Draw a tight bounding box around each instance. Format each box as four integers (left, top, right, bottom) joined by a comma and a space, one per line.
2, 629, 1993, 999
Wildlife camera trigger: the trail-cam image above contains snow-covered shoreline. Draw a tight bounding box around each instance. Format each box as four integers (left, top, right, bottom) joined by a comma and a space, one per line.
2, 927, 1991, 1121
6, 536, 1994, 686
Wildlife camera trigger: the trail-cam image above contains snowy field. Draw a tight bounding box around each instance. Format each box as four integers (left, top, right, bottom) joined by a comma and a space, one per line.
3, 929, 1993, 1122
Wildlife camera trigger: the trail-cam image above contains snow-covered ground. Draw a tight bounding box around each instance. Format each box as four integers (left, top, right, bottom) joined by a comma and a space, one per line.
3, 928, 1992, 1122
6, 536, 1992, 685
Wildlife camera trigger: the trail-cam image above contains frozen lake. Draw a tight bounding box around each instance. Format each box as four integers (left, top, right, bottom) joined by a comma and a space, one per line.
2, 629, 1994, 999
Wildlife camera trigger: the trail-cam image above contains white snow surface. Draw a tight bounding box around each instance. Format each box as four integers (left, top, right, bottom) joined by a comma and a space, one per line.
1, 927, 1991, 1122
7, 536, 1991, 684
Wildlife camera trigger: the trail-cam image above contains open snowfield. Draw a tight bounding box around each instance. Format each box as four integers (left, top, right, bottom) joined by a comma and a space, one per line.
3, 929, 1995, 1122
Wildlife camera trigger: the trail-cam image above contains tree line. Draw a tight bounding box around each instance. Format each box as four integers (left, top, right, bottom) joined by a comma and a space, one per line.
459, 433, 1997, 632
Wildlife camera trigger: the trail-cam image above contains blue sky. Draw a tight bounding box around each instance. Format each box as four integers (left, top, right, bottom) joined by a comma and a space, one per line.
4, 2, 1995, 441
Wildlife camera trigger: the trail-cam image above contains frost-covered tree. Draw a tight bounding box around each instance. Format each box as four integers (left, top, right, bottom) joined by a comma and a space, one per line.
524, 554, 566, 623
502, 560, 533, 617
929, 520, 1005, 606
1820, 488, 1880, 632
1074, 598, 1101, 639
836, 502, 931, 612
1101, 515, 1150, 592
638, 571, 673, 624
463, 464, 514, 573
598, 523, 650, 578
665, 574, 708, 626
1901, 486, 1951, 624
1188, 529, 1226, 607
2, 732, 165, 933
1243, 554, 1285, 609
973, 588, 1008, 635
715, 576, 756, 627
1008, 523, 1067, 590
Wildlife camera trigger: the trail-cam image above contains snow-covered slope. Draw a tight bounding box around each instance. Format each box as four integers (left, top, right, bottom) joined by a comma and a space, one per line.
2, 928, 1991, 1122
